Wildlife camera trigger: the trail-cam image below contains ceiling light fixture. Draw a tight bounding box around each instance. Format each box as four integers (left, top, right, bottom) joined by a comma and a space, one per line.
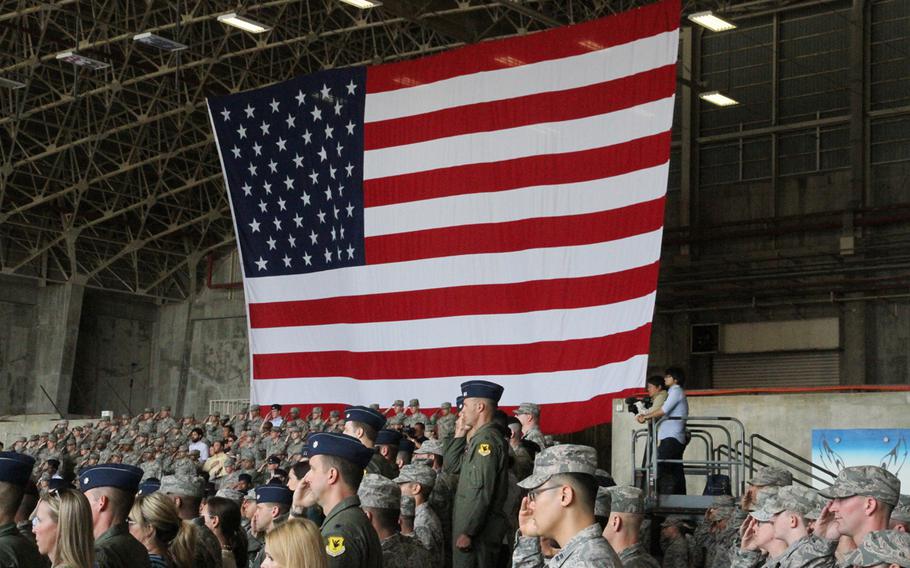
0, 77, 26, 89
133, 32, 188, 52
339, 0, 383, 8
55, 51, 111, 70
217, 13, 271, 34
699, 91, 739, 107
688, 11, 737, 32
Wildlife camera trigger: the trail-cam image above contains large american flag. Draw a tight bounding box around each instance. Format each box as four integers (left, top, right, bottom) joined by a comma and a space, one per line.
208, 0, 679, 434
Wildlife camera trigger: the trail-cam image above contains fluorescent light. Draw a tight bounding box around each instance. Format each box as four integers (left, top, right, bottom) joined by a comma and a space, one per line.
494, 56, 525, 67
339, 0, 382, 8
699, 91, 739, 107
55, 51, 110, 70
688, 11, 737, 32
217, 13, 271, 34
0, 77, 26, 89
133, 32, 188, 52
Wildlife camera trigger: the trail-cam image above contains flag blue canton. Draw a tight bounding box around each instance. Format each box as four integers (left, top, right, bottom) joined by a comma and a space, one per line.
209, 67, 366, 278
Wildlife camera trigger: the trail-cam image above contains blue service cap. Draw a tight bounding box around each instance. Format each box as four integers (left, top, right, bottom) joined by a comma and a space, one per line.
399, 439, 416, 454
460, 380, 504, 403
0, 452, 35, 486
79, 463, 143, 493
456, 396, 464, 411
344, 405, 386, 431
376, 429, 402, 446
47, 478, 69, 492
238, 473, 253, 484
138, 478, 161, 496
255, 484, 293, 506
306, 433, 374, 469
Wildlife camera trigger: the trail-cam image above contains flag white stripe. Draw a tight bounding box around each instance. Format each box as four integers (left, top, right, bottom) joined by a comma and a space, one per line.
364, 163, 669, 237
250, 292, 655, 353
364, 31, 679, 123
251, 354, 649, 406
362, 97, 674, 180
244, 229, 663, 305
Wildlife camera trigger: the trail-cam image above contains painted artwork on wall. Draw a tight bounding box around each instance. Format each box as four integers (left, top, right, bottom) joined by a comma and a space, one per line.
811, 428, 909, 489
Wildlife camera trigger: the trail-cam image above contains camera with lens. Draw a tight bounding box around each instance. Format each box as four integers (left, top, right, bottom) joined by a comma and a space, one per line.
624, 396, 653, 414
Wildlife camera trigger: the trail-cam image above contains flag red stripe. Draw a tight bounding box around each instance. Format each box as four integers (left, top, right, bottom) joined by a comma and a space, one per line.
253, 323, 652, 380
364, 198, 665, 265
364, 66, 676, 151
248, 262, 660, 328
366, 0, 680, 94
363, 132, 671, 208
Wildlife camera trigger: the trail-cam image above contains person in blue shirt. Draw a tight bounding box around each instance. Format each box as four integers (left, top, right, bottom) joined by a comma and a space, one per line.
636, 367, 689, 494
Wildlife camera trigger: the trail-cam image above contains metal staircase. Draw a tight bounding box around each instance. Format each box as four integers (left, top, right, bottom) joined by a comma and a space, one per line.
631, 416, 838, 513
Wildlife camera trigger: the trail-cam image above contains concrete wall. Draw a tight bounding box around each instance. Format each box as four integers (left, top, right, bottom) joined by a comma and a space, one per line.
0, 278, 39, 415
610, 390, 910, 493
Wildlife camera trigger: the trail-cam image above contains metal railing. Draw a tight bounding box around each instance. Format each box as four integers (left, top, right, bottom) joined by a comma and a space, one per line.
632, 416, 747, 507
713, 435, 838, 489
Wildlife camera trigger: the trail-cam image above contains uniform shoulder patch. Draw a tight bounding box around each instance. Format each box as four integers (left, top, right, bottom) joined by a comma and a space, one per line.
478, 443, 491, 456
326, 535, 346, 557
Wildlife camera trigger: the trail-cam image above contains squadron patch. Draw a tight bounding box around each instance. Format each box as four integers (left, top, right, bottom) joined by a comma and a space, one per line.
326, 535, 346, 557
478, 443, 491, 457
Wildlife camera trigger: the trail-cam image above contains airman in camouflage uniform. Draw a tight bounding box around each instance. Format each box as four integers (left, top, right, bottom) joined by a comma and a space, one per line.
660, 516, 693, 568
386, 400, 408, 429
138, 450, 163, 481
513, 443, 622, 568
604, 486, 660, 568
514, 402, 548, 450
395, 463, 445, 566
326, 410, 345, 432
155, 406, 179, 436
891, 494, 910, 531
286, 427, 306, 456
359, 473, 433, 568
843, 530, 910, 568
309, 406, 327, 432
404, 399, 430, 429
433, 402, 457, 440
816, 465, 901, 550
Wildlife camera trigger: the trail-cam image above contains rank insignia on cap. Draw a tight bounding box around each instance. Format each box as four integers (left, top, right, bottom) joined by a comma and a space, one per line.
326, 536, 346, 557
478, 443, 491, 457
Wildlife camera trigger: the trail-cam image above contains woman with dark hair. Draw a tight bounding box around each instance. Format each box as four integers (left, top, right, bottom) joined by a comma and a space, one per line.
637, 367, 689, 495
203, 496, 248, 568
645, 375, 668, 413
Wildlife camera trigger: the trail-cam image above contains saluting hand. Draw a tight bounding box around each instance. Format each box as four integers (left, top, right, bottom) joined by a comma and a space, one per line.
517, 496, 538, 537
812, 501, 842, 541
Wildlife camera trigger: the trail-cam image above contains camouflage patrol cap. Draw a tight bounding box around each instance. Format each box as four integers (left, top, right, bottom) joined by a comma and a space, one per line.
289, 407, 300, 415
161, 406, 171, 412
608, 486, 645, 514
514, 403, 540, 417
517, 444, 598, 490
244, 489, 258, 502
843, 530, 910, 567
249, 404, 259, 411
15, 437, 26, 444
748, 466, 793, 487
440, 402, 451, 409
312, 406, 323, 414
820, 465, 901, 507
409, 399, 420, 407
28, 435, 38, 442
368, 404, 380, 411
88, 452, 100, 460
594, 487, 611, 517
213, 411, 221, 417
393, 400, 404, 407
661, 515, 692, 528
215, 487, 244, 504
223, 457, 237, 468
393, 463, 436, 489
143, 407, 153, 413
777, 485, 823, 517
358, 473, 401, 510
159, 475, 204, 498
400, 493, 416, 517
240, 449, 256, 462
414, 439, 444, 456
891, 494, 910, 523
748, 487, 782, 522
710, 495, 736, 508
329, 410, 340, 418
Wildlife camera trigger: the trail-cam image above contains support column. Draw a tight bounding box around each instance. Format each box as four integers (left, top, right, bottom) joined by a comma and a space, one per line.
32, 278, 85, 415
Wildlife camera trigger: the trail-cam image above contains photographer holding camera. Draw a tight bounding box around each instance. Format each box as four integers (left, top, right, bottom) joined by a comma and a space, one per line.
636, 368, 689, 495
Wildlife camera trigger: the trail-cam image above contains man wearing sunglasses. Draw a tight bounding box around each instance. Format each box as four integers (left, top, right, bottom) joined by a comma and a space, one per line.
513, 444, 622, 567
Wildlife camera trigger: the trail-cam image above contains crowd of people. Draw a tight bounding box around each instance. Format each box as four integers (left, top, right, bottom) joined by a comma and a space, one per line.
0, 375, 907, 568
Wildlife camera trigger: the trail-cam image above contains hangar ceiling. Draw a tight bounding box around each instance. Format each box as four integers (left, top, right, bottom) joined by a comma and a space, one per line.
0, 0, 839, 300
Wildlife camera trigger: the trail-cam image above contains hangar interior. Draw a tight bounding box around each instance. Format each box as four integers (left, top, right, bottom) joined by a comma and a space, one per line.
0, 0, 909, 426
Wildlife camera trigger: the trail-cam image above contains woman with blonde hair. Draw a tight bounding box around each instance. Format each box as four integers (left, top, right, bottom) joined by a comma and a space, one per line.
127, 492, 197, 568
32, 488, 95, 568
261, 518, 327, 568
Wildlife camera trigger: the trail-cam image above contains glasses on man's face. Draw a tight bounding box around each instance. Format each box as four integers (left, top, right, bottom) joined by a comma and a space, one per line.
527, 485, 561, 503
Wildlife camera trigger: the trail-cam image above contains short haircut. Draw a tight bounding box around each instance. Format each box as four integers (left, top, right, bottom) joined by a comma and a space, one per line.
0, 481, 24, 515
348, 421, 377, 444
665, 367, 686, 387
364, 506, 399, 532
99, 486, 135, 521
550, 473, 597, 514
646, 375, 666, 389
321, 455, 364, 489
291, 461, 310, 481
